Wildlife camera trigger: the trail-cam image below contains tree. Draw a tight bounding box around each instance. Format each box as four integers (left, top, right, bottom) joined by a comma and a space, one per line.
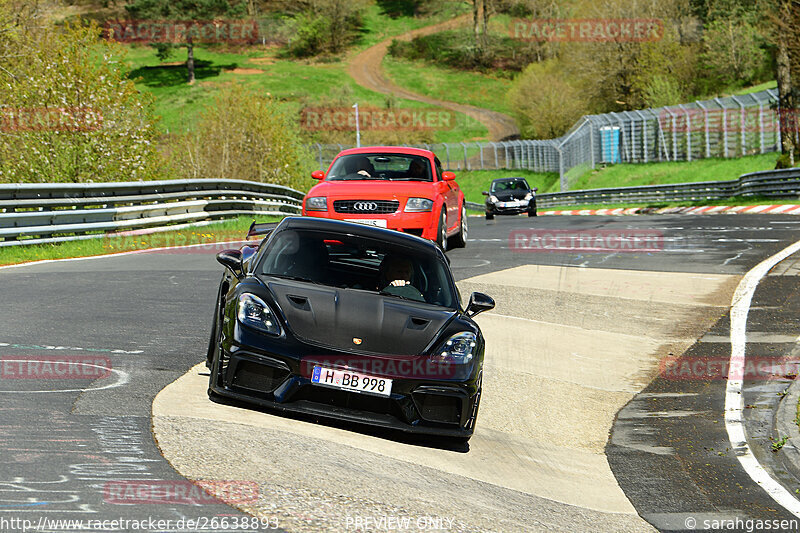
507, 60, 588, 138
0, 16, 163, 183
758, 0, 799, 167
286, 0, 367, 57
471, 0, 493, 52
171, 86, 311, 188
557, 0, 696, 113
124, 0, 248, 83
700, 10, 768, 88
631, 28, 697, 108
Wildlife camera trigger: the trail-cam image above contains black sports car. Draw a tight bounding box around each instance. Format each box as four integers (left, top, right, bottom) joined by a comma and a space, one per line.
206, 216, 494, 441
482, 177, 538, 219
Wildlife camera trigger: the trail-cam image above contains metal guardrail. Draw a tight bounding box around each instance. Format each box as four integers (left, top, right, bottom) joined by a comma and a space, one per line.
534, 168, 800, 208
0, 179, 304, 247
2, 168, 799, 246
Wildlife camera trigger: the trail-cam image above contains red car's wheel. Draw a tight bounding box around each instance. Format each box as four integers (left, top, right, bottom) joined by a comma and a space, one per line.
436, 209, 447, 252
450, 205, 467, 248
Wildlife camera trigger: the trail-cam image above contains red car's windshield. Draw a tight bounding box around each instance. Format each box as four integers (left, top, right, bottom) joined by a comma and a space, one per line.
326, 154, 433, 182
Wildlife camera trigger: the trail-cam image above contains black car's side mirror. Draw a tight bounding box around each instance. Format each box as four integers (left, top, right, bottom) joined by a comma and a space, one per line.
481, 191, 489, 196
532, 187, 538, 192
217, 249, 244, 279
466, 292, 495, 317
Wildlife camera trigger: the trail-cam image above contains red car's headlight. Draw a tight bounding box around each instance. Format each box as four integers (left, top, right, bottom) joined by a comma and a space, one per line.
404, 198, 433, 212
306, 196, 328, 211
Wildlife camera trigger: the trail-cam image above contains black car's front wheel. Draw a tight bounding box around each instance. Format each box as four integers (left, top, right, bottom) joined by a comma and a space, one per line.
485, 211, 494, 220
206, 281, 226, 369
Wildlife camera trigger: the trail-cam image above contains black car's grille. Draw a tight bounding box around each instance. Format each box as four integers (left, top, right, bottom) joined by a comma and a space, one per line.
333, 200, 399, 214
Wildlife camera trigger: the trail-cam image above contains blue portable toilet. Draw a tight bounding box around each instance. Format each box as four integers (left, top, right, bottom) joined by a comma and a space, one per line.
600, 126, 621, 163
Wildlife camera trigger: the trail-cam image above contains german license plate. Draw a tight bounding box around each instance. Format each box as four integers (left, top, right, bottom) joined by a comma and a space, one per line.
346, 219, 388, 228
311, 366, 392, 397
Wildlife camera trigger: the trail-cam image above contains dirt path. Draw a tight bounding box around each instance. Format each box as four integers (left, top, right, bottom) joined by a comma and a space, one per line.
347, 15, 521, 142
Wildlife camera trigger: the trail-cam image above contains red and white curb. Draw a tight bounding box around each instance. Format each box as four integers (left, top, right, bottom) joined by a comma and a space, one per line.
542, 205, 800, 216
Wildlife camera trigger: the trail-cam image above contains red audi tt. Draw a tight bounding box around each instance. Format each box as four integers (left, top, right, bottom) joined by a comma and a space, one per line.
302, 146, 467, 250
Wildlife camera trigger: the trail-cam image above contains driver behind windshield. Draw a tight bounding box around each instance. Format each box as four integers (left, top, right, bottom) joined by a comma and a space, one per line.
378, 254, 424, 301
345, 155, 374, 177
407, 159, 426, 180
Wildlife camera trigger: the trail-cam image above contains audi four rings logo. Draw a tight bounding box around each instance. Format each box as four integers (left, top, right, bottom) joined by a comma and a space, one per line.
354, 202, 378, 211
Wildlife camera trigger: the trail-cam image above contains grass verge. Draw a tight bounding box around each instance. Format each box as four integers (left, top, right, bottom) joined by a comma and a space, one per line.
0, 216, 278, 267
569, 153, 780, 190
382, 56, 515, 117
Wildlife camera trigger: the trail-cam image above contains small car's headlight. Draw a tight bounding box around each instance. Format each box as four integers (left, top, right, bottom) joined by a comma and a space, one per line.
237, 293, 281, 336
432, 332, 477, 364
405, 197, 433, 212
524, 193, 533, 201
306, 196, 328, 211
489, 195, 498, 203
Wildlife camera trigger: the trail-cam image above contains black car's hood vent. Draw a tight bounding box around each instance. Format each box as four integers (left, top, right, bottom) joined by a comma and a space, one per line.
266, 281, 454, 355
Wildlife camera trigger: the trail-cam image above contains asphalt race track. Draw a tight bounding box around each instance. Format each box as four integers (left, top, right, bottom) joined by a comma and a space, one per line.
1, 214, 800, 532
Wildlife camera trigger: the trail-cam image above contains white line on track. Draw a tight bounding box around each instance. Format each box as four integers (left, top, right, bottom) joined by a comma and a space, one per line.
0, 360, 129, 394
725, 238, 800, 518
0, 239, 252, 271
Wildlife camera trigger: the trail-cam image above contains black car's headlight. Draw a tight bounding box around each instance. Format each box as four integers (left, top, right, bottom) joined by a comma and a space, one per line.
237, 293, 281, 336
524, 193, 533, 201
431, 332, 477, 364
488, 195, 498, 203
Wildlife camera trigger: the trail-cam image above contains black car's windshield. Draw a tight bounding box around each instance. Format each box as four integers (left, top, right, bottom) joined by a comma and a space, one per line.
257, 228, 457, 308
326, 154, 433, 182
492, 178, 530, 192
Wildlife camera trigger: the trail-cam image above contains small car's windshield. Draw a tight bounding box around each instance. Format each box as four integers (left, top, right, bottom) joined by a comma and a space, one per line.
492, 179, 530, 192
257, 228, 457, 308
326, 154, 433, 182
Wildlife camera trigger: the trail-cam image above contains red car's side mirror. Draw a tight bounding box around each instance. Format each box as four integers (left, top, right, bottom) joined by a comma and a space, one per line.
442, 171, 456, 181
311, 170, 325, 180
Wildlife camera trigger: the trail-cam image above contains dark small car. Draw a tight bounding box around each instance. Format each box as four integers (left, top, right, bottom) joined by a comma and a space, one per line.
206, 217, 494, 442
482, 177, 538, 219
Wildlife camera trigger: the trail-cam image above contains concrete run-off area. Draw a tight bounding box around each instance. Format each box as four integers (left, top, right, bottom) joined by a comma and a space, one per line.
152, 264, 738, 532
